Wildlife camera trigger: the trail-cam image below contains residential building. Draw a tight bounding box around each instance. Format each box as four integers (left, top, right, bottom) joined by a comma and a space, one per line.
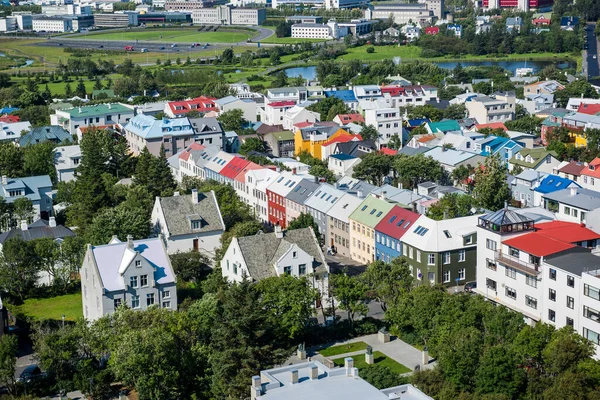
542, 187, 600, 224
267, 171, 311, 228
19, 126, 72, 147
191, 6, 266, 25
321, 131, 363, 160
80, 235, 177, 322
174, 143, 219, 181
325, 192, 362, 257
50, 103, 134, 136
424, 146, 486, 174
187, 117, 225, 148
252, 360, 433, 399
560, 16, 579, 30
164, 96, 218, 118
348, 194, 394, 264
0, 121, 32, 143
328, 153, 361, 178
465, 94, 516, 124
333, 139, 377, 158
333, 113, 364, 126
363, 107, 402, 148
53, 145, 81, 183
204, 151, 235, 182
282, 105, 320, 130
215, 95, 257, 123
150, 189, 225, 257
221, 226, 329, 296
324, 90, 358, 111
285, 177, 320, 224
364, 3, 434, 25
124, 114, 194, 157
401, 24, 421, 40
522, 93, 554, 115
264, 131, 295, 157
475, 135, 523, 166
579, 158, 600, 192
0, 175, 53, 220
505, 17, 523, 33
246, 168, 280, 223
557, 160, 587, 182
524, 80, 565, 95
425, 119, 461, 134
425, 26, 439, 35
374, 206, 421, 263
265, 87, 308, 104
509, 148, 560, 174
261, 101, 296, 126
232, 160, 262, 206
447, 23, 462, 37
294, 124, 347, 160
304, 183, 346, 241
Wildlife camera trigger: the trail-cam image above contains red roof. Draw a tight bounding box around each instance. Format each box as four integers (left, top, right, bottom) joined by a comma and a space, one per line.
0, 114, 20, 123
220, 157, 250, 179
425, 27, 439, 34
178, 142, 206, 161
475, 122, 508, 132
558, 161, 587, 176
294, 121, 314, 129
78, 124, 115, 133
268, 101, 296, 108
375, 206, 421, 239
581, 157, 600, 178
502, 221, 600, 257
233, 161, 263, 183
577, 103, 600, 115
336, 114, 365, 124
168, 96, 217, 115
380, 147, 398, 155
532, 16, 551, 25
322, 132, 362, 147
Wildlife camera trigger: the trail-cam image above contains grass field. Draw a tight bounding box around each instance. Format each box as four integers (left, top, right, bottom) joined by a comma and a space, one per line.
332, 351, 411, 374
77, 29, 253, 44
260, 37, 328, 44
340, 45, 423, 61
319, 341, 368, 357
15, 293, 82, 322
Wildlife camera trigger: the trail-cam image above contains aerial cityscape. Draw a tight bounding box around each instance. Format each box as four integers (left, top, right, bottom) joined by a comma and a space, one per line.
0, 0, 598, 398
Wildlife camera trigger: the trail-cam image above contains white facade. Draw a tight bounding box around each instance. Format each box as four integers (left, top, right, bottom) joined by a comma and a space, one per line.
260, 102, 295, 126
32, 17, 72, 32
364, 107, 402, 147
291, 23, 333, 39
282, 106, 320, 130
245, 168, 280, 223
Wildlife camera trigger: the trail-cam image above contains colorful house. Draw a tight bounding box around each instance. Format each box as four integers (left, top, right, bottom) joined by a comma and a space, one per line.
294, 124, 348, 159
425, 26, 439, 35
374, 206, 421, 263
348, 194, 394, 264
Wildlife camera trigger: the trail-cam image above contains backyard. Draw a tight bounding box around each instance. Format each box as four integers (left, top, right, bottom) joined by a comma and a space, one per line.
12, 292, 83, 322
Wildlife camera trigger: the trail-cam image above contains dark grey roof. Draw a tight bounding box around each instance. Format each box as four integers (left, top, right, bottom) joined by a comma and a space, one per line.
398, 146, 429, 156
157, 191, 225, 237
480, 208, 534, 226
299, 125, 339, 141
285, 178, 320, 203
188, 117, 224, 135
334, 140, 377, 157
545, 247, 600, 276
0, 220, 75, 244
236, 227, 327, 280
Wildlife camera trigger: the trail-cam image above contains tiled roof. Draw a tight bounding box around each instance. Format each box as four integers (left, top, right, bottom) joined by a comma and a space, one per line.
157, 191, 225, 237
581, 157, 600, 178
558, 161, 586, 176
374, 206, 420, 239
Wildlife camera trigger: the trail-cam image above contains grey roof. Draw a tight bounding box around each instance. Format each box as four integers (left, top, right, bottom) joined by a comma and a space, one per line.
515, 169, 542, 182
544, 247, 600, 276
304, 183, 346, 213
1, 175, 52, 203
157, 191, 225, 237
236, 228, 327, 280
188, 117, 223, 135
336, 177, 377, 195
285, 178, 320, 204
0, 219, 75, 244
334, 140, 377, 157
542, 187, 600, 211
19, 126, 72, 147
398, 146, 429, 156
480, 208, 534, 226
299, 125, 339, 141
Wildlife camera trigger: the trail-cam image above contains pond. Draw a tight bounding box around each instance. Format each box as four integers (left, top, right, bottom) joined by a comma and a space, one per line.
0, 52, 34, 68
283, 59, 576, 81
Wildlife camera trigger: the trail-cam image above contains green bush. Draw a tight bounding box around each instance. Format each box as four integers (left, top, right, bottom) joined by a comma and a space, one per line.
366, 47, 375, 53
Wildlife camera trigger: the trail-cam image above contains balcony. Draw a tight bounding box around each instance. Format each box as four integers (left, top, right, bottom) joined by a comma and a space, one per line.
495, 250, 541, 276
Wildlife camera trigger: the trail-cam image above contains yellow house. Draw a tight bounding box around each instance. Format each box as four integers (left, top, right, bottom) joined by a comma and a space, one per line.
568, 130, 588, 148
294, 125, 347, 159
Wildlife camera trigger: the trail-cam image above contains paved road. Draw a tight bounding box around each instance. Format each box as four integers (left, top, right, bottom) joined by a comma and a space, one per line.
585, 23, 600, 85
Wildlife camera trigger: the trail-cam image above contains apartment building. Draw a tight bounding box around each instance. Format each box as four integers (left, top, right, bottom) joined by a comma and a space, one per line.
380, 85, 439, 107
542, 187, 600, 224
50, 103, 134, 135
166, 0, 226, 10
191, 6, 266, 25
465, 94, 516, 124
326, 192, 363, 257
291, 23, 334, 39
124, 114, 194, 157
32, 16, 72, 32
260, 101, 296, 126
164, 96, 218, 118
374, 206, 421, 263
266, 171, 312, 228
363, 107, 402, 148
245, 168, 280, 223
285, 178, 320, 224
348, 194, 394, 264
304, 183, 346, 241
364, 3, 434, 25
204, 151, 235, 182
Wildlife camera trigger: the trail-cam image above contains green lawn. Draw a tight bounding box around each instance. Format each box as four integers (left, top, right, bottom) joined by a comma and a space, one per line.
76, 29, 253, 44
261, 37, 328, 44
319, 341, 368, 357
15, 293, 82, 322
340, 45, 423, 61
333, 351, 411, 374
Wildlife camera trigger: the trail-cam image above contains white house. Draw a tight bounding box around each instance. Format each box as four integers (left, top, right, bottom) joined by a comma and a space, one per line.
328, 153, 361, 177
150, 189, 225, 259
53, 145, 81, 182
215, 95, 257, 123
244, 168, 280, 223
80, 235, 178, 322
50, 103, 134, 135
363, 107, 402, 148
282, 105, 320, 130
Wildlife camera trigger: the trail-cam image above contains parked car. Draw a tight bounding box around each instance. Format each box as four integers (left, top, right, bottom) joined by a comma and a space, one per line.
464, 281, 477, 293
17, 365, 46, 384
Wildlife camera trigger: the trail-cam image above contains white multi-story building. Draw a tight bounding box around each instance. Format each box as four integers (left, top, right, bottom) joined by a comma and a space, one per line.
0, 18, 17, 32
364, 3, 434, 25
191, 6, 266, 25
32, 16, 72, 32
363, 107, 402, 148
245, 168, 280, 222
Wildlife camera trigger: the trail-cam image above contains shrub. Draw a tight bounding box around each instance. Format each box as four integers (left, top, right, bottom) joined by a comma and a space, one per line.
366, 47, 375, 53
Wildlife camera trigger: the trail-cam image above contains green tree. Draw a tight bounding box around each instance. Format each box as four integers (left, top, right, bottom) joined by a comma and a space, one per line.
475, 345, 525, 398
359, 124, 381, 142
436, 326, 483, 391
113, 76, 139, 98
473, 154, 511, 211
359, 364, 408, 390
352, 152, 393, 186
169, 251, 212, 283
387, 134, 402, 150
330, 273, 368, 331
395, 153, 446, 189
0, 143, 23, 177
23, 142, 57, 182
0, 334, 18, 395
307, 97, 349, 121
363, 257, 413, 312
272, 71, 288, 88
33, 237, 62, 287
151, 145, 176, 197
239, 137, 268, 155
12, 196, 34, 222
309, 163, 336, 184
64, 82, 73, 98
217, 108, 246, 132
426, 193, 478, 220
287, 212, 321, 242
443, 103, 467, 120
75, 79, 87, 98
221, 48, 234, 64
86, 204, 151, 245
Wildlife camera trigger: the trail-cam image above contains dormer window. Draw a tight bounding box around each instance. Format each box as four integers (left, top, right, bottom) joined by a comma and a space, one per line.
135, 260, 141, 267
591, 165, 595, 171
8, 190, 21, 197
187, 214, 204, 230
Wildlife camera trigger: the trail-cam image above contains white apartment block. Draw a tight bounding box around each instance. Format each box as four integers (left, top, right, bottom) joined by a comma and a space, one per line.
32, 16, 72, 32
363, 107, 402, 148
364, 3, 434, 25
291, 23, 334, 39
465, 94, 516, 124
192, 6, 266, 25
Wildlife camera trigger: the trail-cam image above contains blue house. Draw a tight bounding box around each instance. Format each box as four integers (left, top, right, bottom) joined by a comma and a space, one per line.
374, 205, 421, 263
534, 174, 579, 206
475, 136, 523, 166
324, 90, 357, 110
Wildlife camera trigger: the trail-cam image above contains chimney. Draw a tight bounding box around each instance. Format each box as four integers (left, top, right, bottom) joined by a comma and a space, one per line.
1, 175, 6, 185
275, 223, 283, 239
290, 370, 299, 384
382, 190, 387, 200
310, 366, 318, 380
173, 191, 180, 196
192, 188, 199, 204
344, 357, 354, 375
292, 168, 297, 175
20, 220, 27, 231
49, 216, 56, 228
570, 187, 577, 196
314, 175, 318, 183
357, 189, 364, 198
127, 234, 134, 249
250, 376, 261, 400
108, 103, 112, 109
334, 182, 339, 189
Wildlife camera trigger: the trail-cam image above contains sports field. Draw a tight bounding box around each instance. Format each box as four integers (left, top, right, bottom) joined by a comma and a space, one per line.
78, 29, 253, 44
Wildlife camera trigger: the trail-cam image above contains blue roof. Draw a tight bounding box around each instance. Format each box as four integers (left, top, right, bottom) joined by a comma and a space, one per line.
330, 153, 356, 161
479, 136, 522, 157
407, 118, 430, 127
0, 106, 18, 114
535, 174, 579, 194
19, 126, 72, 146
324, 90, 357, 102
560, 16, 579, 26
124, 114, 194, 139
1, 175, 52, 203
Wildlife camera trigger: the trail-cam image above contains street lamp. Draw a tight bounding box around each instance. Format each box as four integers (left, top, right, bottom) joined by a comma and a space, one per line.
61, 314, 65, 328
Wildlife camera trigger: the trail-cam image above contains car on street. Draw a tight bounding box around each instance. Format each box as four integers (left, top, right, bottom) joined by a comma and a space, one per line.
171, 43, 177, 48
159, 46, 165, 50
98, 45, 103, 48
17, 365, 46, 384
464, 281, 477, 293
594, 55, 598, 59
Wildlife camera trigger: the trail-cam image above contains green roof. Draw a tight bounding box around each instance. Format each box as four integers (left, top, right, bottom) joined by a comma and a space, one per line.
270, 131, 295, 141
49, 102, 73, 111
348, 195, 394, 228
427, 120, 461, 133
509, 148, 558, 168
542, 116, 561, 127
92, 89, 116, 98
61, 103, 132, 118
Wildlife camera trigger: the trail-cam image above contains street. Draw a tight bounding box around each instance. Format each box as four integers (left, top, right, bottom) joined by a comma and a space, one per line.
585, 23, 600, 85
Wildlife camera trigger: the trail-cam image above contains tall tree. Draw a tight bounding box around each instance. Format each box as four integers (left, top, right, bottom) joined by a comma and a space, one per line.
330, 273, 368, 331
287, 212, 321, 242
0, 238, 39, 300
352, 152, 393, 186
473, 154, 511, 211
359, 125, 381, 142
395, 153, 446, 188
217, 108, 246, 133
150, 145, 176, 198
0, 334, 18, 395
85, 204, 151, 245
363, 257, 413, 312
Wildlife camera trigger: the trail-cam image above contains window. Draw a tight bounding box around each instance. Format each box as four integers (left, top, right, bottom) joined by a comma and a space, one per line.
416, 250, 421, 262
293, 251, 297, 258
428, 253, 435, 265
146, 293, 155, 306
283, 266, 291, 275
458, 250, 465, 262
486, 239, 497, 251
428, 272, 435, 283
130, 276, 138, 288
548, 309, 556, 322
585, 284, 600, 301
135, 260, 141, 267
458, 269, 465, 280
163, 290, 171, 299
525, 295, 537, 309
443, 270, 450, 283
409, 248, 414, 259
299, 264, 307, 275
443, 252, 450, 264
549, 288, 556, 301
132, 295, 140, 309
486, 278, 497, 291
509, 247, 519, 257
526, 275, 537, 288
505, 286, 516, 299
565, 206, 571, 215
192, 220, 201, 230
486, 258, 497, 271
584, 305, 600, 322
567, 296, 575, 309
506, 267, 516, 279
163, 301, 171, 308
443, 230, 452, 238
465, 236, 473, 245
566, 317, 574, 327
567, 275, 575, 288
114, 298, 122, 309
140, 274, 148, 287
549, 268, 556, 280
